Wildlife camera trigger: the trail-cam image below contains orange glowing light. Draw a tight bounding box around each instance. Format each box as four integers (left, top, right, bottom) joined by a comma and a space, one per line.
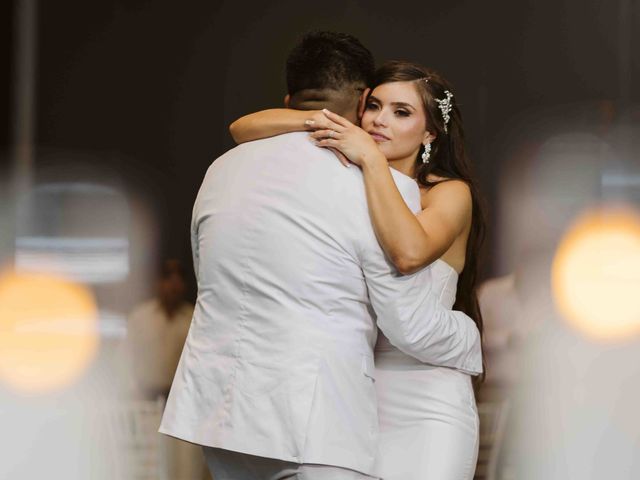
0, 271, 99, 393
552, 208, 640, 340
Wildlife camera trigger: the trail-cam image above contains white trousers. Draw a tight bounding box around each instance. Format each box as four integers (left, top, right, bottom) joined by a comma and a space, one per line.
203, 447, 378, 480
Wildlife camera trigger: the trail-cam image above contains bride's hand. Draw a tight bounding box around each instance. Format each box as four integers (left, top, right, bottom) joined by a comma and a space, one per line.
309, 109, 386, 168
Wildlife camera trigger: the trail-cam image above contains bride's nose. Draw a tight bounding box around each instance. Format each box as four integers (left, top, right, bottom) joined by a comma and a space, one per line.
372, 110, 388, 127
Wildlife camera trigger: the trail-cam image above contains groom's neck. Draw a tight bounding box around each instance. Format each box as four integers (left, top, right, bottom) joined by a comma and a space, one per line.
289, 88, 359, 124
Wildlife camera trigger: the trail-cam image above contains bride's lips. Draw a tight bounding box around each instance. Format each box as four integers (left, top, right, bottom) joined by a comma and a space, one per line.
368, 131, 390, 142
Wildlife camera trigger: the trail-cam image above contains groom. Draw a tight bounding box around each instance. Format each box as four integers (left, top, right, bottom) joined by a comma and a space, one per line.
160, 31, 482, 480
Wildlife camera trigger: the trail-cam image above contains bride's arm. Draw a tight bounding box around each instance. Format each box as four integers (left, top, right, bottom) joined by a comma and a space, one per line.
229, 108, 321, 144
311, 110, 471, 275
361, 165, 470, 274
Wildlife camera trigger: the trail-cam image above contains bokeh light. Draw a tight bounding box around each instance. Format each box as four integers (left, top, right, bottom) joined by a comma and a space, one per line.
552, 207, 640, 340
0, 270, 99, 393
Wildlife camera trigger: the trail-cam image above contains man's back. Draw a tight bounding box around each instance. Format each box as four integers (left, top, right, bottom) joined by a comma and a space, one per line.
160, 132, 421, 474
192, 132, 392, 355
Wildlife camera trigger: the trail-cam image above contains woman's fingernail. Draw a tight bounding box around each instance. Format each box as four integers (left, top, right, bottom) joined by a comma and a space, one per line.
345, 163, 351, 168
304, 120, 314, 126
323, 108, 331, 114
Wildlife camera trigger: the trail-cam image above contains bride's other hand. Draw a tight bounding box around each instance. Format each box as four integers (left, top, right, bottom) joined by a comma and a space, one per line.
309, 109, 386, 169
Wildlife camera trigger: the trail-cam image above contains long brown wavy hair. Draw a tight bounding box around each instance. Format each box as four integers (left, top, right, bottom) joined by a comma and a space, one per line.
372, 60, 486, 383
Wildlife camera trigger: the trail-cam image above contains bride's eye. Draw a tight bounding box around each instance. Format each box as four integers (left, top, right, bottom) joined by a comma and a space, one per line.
395, 110, 410, 117
365, 102, 379, 111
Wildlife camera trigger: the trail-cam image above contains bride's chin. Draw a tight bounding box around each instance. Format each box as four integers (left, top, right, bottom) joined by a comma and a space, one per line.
376, 143, 393, 155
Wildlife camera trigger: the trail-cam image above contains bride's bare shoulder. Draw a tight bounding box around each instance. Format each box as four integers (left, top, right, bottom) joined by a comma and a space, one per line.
419, 176, 471, 210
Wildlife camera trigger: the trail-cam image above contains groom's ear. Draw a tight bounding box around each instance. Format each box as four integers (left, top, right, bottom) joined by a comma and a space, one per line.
357, 88, 371, 120
284, 94, 290, 108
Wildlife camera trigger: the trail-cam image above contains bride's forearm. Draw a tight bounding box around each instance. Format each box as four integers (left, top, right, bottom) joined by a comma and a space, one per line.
229, 109, 316, 144
361, 158, 433, 274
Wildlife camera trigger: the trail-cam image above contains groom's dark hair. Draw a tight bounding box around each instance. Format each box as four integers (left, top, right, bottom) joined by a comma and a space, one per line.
286, 31, 374, 93
285, 31, 374, 117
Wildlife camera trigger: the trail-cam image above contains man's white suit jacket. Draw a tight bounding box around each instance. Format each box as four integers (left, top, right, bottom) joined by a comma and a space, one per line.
160, 132, 482, 476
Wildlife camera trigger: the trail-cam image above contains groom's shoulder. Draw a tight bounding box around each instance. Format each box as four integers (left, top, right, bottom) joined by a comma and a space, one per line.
211, 132, 351, 176
237, 132, 324, 157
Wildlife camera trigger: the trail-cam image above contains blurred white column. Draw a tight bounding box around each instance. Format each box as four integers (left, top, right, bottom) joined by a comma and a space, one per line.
4, 0, 38, 266
12, 0, 37, 196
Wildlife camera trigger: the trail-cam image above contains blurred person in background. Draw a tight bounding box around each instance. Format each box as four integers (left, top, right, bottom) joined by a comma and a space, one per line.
127, 259, 208, 479
127, 258, 193, 400
477, 249, 552, 401
477, 272, 520, 396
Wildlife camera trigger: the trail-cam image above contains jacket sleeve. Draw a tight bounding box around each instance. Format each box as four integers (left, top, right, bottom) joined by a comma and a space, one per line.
360, 246, 483, 375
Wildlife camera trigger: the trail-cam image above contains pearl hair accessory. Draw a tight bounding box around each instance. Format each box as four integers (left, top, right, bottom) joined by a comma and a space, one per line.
435, 91, 453, 133
421, 142, 431, 164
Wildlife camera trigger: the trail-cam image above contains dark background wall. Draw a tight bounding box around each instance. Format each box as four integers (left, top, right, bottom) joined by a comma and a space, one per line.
4, 0, 639, 300
2, 1, 14, 157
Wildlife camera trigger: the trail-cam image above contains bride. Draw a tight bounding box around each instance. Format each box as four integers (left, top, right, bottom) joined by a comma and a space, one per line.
230, 60, 485, 480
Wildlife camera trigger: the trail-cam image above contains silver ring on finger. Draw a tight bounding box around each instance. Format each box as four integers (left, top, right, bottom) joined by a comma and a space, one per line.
329, 130, 334, 138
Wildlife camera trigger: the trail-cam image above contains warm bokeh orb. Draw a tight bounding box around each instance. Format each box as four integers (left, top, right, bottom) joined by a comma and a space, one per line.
0, 271, 99, 393
552, 208, 640, 340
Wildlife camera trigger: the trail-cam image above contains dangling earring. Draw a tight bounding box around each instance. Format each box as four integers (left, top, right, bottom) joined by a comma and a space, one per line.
421, 143, 431, 164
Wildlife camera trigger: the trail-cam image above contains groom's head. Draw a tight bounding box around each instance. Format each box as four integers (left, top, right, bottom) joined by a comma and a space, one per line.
285, 31, 374, 123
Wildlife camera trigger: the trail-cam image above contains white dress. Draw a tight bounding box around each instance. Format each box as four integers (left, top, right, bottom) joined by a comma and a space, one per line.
374, 259, 479, 480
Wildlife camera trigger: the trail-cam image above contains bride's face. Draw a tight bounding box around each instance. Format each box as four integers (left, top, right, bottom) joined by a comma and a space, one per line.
361, 81, 431, 163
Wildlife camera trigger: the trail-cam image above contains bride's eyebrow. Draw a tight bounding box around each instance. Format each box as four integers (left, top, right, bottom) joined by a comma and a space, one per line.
368, 96, 416, 111
390, 102, 415, 111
